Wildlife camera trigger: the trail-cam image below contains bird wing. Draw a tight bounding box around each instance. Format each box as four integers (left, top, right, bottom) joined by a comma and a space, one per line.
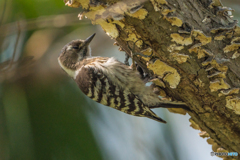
80, 57, 188, 112
74, 59, 166, 123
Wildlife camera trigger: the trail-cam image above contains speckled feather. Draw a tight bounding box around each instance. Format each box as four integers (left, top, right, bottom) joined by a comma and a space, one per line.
74, 57, 167, 123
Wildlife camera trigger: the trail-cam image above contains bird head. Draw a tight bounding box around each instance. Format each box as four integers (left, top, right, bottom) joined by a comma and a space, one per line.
58, 33, 96, 70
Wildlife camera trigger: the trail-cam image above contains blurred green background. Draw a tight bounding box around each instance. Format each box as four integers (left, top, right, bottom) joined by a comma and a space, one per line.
0, 0, 239, 160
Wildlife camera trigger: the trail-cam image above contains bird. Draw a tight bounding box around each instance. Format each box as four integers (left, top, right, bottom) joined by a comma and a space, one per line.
58, 33, 188, 123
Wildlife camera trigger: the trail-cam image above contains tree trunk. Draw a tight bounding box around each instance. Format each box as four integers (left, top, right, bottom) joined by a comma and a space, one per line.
65, 0, 240, 157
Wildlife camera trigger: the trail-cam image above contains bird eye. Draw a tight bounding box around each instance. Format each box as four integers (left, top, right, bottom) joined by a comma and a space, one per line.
72, 46, 79, 49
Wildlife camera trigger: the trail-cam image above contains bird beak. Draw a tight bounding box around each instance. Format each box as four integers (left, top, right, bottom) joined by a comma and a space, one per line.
83, 33, 96, 46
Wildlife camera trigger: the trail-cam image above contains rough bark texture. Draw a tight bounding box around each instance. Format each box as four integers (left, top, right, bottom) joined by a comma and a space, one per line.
65, 0, 240, 158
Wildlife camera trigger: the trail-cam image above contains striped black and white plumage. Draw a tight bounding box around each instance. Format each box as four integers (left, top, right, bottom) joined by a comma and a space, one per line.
58, 33, 187, 123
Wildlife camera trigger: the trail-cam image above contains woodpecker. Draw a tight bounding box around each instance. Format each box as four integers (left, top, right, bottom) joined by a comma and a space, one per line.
58, 33, 188, 123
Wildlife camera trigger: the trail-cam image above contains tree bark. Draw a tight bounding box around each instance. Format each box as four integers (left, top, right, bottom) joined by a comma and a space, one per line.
65, 0, 240, 157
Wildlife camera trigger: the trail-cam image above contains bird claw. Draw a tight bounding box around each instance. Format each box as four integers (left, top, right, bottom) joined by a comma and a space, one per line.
133, 50, 153, 58
127, 40, 153, 58
124, 53, 130, 66
126, 40, 153, 71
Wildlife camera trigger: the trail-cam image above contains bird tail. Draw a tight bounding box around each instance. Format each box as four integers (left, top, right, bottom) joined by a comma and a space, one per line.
148, 101, 189, 111
147, 115, 167, 123
144, 111, 167, 123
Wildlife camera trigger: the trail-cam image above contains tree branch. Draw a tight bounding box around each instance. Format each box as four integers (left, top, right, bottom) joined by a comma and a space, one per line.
65, 0, 240, 156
